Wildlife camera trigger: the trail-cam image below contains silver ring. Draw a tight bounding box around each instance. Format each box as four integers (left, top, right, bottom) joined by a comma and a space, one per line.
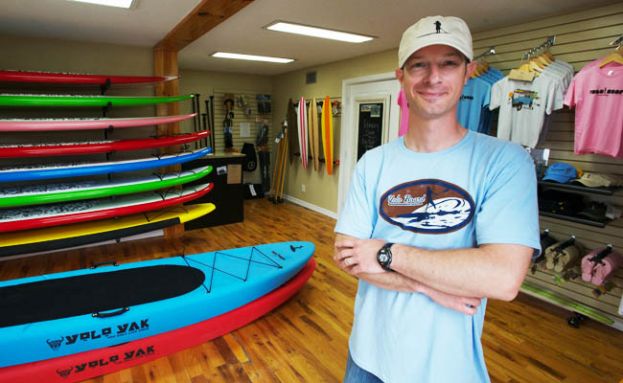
344, 258, 351, 266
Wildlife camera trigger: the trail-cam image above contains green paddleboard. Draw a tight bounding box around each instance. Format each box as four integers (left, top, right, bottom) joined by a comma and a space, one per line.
0, 94, 193, 107
521, 281, 614, 325
0, 166, 212, 208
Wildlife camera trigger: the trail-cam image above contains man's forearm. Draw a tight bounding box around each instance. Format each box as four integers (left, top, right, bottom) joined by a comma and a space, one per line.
390, 243, 532, 301
357, 270, 418, 292
357, 270, 482, 315
335, 234, 533, 301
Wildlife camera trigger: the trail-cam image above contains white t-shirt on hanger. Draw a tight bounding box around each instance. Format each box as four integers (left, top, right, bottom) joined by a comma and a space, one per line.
490, 74, 564, 148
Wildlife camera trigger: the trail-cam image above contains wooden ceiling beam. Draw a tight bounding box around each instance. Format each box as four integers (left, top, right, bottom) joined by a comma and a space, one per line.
154, 0, 255, 52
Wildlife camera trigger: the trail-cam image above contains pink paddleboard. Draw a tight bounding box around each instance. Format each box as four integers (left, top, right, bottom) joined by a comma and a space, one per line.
297, 97, 308, 169
0, 113, 196, 132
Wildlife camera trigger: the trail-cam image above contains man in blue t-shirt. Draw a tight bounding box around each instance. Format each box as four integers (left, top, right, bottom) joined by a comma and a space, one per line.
334, 15, 540, 383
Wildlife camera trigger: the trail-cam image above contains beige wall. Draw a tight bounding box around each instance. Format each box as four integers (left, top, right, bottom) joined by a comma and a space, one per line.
0, 34, 152, 79
177, 69, 272, 135
272, 49, 398, 214
0, 34, 155, 167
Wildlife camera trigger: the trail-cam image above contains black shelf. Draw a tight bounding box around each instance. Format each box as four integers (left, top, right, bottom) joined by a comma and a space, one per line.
538, 181, 616, 196
539, 211, 608, 228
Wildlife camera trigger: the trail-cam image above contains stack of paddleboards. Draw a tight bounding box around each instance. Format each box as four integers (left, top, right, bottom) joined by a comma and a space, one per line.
0, 241, 316, 383
0, 70, 215, 257
293, 96, 335, 175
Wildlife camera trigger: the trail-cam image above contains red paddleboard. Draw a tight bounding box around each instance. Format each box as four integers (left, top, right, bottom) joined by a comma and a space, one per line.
0, 70, 175, 86
297, 97, 309, 169
0, 130, 209, 158
0, 183, 213, 233
0, 113, 196, 132
0, 258, 315, 383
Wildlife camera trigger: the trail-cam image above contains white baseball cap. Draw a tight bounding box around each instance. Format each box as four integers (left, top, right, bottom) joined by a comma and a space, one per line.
398, 16, 473, 68
574, 172, 623, 188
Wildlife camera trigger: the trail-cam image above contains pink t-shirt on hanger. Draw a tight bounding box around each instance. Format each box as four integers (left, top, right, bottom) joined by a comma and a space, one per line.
564, 62, 623, 158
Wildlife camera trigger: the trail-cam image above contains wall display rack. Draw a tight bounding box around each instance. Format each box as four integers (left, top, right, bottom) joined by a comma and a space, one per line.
0, 70, 212, 258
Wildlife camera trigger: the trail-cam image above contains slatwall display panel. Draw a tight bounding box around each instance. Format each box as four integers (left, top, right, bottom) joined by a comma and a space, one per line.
212, 90, 273, 184
472, 3, 623, 329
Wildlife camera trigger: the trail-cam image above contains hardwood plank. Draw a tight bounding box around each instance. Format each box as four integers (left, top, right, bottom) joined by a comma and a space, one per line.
1, 199, 623, 382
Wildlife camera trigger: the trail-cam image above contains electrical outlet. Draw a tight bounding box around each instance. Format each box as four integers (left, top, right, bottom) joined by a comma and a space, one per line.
301, 184, 306, 193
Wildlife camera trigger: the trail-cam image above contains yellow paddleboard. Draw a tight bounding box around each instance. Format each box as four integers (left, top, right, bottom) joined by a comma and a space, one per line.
321, 96, 334, 175
0, 204, 214, 247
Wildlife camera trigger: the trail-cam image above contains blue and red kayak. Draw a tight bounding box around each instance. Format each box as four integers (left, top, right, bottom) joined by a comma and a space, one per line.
0, 241, 315, 368
0, 258, 315, 383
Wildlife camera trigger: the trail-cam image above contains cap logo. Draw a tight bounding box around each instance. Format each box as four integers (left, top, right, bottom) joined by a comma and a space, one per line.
435, 20, 442, 33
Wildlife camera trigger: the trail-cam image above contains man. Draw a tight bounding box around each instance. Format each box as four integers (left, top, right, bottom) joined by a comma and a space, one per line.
334, 16, 540, 383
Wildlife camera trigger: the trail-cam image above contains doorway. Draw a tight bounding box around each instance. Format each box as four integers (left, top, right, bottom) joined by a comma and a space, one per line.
337, 72, 401, 214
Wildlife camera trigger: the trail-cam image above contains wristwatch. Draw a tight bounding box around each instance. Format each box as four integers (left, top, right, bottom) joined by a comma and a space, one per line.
377, 242, 394, 271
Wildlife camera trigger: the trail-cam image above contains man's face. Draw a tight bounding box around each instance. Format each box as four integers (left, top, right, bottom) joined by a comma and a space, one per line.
396, 44, 475, 121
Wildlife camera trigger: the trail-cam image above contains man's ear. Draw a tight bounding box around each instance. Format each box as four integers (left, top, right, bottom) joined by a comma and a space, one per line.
395, 68, 404, 82
465, 61, 477, 83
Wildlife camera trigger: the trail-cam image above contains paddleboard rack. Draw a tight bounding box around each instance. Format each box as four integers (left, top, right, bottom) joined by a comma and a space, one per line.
100, 78, 112, 95
102, 101, 113, 116
290, 152, 340, 166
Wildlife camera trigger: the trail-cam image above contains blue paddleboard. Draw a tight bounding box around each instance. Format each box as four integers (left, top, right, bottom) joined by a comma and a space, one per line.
0, 147, 212, 183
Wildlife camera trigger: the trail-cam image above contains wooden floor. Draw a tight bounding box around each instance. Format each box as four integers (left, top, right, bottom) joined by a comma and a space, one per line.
2, 198, 623, 383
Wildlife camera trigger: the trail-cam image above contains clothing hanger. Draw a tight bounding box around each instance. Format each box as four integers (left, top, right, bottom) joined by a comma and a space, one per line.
537, 49, 554, 65
599, 37, 623, 67
509, 52, 536, 81
471, 60, 489, 78
471, 47, 495, 78
508, 37, 555, 81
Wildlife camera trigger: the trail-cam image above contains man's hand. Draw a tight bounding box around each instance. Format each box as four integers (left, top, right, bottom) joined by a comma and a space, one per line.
418, 284, 482, 315
334, 238, 386, 275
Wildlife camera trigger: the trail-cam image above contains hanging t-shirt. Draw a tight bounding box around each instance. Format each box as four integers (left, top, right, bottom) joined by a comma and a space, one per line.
457, 77, 491, 132
476, 67, 504, 135
564, 62, 623, 158
533, 61, 574, 95
490, 75, 564, 148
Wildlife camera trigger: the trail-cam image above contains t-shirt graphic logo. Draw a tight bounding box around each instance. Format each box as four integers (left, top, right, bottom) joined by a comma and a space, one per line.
509, 89, 539, 111
435, 21, 442, 33
379, 179, 475, 233
589, 87, 623, 96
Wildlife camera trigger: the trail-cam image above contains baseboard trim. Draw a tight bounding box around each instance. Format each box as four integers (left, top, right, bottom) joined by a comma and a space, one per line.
284, 195, 338, 220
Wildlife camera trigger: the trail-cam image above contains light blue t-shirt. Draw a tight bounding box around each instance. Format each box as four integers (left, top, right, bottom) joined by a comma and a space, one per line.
335, 130, 540, 383
458, 77, 491, 132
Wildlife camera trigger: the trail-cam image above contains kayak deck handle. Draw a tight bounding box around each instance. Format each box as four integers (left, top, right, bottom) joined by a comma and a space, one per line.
92, 307, 129, 318
89, 261, 119, 269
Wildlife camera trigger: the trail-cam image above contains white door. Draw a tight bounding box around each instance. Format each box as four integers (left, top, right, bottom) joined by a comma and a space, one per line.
337, 73, 401, 214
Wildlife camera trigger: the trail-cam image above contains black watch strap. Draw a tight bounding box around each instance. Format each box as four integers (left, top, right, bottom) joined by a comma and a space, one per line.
377, 242, 394, 271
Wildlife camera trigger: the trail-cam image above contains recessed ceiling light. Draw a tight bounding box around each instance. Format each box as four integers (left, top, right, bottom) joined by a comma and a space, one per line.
211, 52, 294, 64
67, 0, 136, 9
266, 21, 374, 43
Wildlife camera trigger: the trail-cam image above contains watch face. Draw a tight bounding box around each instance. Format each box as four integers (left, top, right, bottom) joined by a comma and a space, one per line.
379, 252, 389, 263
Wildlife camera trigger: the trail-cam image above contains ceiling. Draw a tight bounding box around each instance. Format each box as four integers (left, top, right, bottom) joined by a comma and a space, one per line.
0, 0, 616, 76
